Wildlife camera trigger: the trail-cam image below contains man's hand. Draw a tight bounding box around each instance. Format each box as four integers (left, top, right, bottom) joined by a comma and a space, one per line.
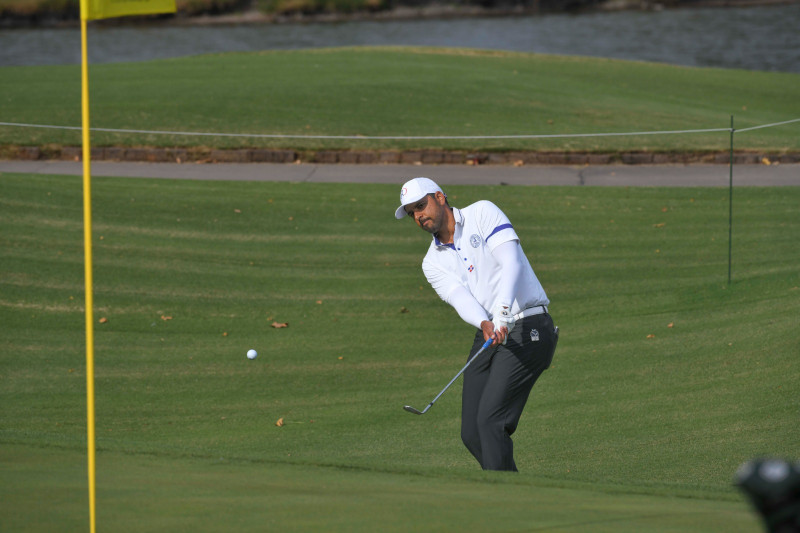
480, 320, 503, 346
492, 305, 516, 345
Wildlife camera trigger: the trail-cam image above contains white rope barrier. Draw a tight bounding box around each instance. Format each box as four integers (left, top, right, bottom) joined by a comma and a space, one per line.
0, 118, 797, 140
733, 117, 800, 133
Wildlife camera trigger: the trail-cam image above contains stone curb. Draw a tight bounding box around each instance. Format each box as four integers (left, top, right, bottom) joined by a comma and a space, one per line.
3, 146, 800, 165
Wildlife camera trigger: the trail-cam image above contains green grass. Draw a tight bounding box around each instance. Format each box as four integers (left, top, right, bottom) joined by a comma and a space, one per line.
1, 171, 798, 531
1, 47, 799, 152
1, 445, 761, 532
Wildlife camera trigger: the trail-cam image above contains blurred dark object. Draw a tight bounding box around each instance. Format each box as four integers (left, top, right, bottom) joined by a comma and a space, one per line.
736, 458, 800, 533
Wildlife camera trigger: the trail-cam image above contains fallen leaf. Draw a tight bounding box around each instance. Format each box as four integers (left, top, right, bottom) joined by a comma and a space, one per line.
667, 322, 674, 328
653, 222, 666, 228
275, 418, 284, 427
661, 207, 668, 212
646, 334, 656, 339
316, 300, 323, 305
222, 332, 228, 337
99, 317, 108, 324
338, 356, 344, 360
513, 160, 524, 167
161, 315, 173, 321
271, 322, 289, 329
400, 307, 409, 314
761, 157, 772, 166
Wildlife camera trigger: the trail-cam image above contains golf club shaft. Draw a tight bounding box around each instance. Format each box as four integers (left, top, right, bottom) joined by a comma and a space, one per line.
423, 338, 493, 411
405, 311, 535, 414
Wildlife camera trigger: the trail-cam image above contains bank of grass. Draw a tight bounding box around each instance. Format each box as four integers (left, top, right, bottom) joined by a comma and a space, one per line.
1, 47, 798, 153
1, 171, 798, 530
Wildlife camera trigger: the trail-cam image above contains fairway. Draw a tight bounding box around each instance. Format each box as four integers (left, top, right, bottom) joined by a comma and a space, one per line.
1, 171, 798, 531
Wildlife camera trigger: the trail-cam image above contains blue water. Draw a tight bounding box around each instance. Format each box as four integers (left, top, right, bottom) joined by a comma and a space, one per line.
1, 4, 799, 71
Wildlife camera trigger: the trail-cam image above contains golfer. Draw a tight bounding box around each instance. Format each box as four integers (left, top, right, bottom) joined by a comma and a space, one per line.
396, 177, 557, 472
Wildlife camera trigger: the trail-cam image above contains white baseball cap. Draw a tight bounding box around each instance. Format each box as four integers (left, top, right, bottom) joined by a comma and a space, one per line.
394, 177, 445, 219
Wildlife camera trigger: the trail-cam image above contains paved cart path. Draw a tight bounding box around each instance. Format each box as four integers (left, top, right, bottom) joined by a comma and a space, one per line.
1, 160, 798, 186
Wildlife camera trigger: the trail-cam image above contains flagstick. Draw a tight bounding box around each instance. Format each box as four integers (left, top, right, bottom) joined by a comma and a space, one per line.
728, 115, 734, 285
80, 14, 97, 533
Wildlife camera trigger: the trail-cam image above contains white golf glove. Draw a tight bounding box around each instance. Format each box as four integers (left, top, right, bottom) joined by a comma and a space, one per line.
492, 305, 516, 345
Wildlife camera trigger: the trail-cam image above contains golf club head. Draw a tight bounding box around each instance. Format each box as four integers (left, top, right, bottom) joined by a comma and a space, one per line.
403, 405, 425, 415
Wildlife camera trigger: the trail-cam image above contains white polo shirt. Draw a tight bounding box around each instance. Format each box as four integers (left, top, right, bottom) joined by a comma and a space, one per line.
422, 201, 549, 325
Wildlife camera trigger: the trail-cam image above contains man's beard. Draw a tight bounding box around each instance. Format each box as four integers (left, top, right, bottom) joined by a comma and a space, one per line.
419, 215, 442, 235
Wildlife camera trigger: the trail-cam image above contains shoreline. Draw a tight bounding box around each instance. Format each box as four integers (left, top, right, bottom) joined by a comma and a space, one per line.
1, 0, 796, 29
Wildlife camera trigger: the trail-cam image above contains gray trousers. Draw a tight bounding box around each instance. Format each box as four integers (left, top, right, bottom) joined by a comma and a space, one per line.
460, 313, 556, 471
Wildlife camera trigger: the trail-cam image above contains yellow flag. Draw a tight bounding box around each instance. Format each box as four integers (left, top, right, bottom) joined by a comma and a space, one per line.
82, 0, 176, 20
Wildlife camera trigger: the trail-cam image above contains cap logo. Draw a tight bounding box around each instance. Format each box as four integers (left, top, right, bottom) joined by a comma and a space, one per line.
400, 187, 408, 199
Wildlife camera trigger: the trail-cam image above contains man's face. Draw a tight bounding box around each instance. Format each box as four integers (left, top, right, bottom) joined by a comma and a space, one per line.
404, 192, 446, 235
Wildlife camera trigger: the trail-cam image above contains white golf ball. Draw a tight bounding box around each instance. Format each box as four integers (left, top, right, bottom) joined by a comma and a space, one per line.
246, 349, 258, 360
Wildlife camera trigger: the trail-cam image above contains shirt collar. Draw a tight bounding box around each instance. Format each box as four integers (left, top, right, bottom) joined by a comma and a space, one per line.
433, 207, 463, 248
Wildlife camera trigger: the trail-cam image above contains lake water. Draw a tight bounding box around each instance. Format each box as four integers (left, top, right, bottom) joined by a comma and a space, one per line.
1, 3, 799, 71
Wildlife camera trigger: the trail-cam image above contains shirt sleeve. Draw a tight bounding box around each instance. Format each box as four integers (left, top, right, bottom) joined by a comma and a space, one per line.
445, 284, 490, 330
476, 201, 519, 251
423, 258, 488, 330
491, 239, 522, 310
423, 258, 460, 304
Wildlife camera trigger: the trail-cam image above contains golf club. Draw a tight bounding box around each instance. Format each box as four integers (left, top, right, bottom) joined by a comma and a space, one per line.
403, 337, 494, 415
404, 311, 558, 415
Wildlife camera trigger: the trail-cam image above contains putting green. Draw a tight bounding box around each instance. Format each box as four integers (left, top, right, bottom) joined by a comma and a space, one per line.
0, 444, 761, 532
